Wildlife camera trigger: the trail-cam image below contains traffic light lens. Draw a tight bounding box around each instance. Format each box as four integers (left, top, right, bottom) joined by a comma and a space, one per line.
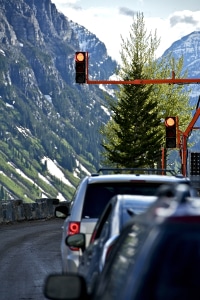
76, 74, 86, 84
165, 116, 177, 148
166, 128, 176, 138
76, 63, 85, 72
165, 117, 175, 127
76, 52, 85, 62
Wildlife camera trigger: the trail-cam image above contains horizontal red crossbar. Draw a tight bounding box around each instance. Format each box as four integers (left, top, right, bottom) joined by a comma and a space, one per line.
87, 78, 200, 85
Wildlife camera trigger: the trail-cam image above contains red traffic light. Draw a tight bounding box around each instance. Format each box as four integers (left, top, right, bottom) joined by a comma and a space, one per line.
75, 52, 87, 84
165, 117, 175, 127
165, 117, 177, 148
75, 52, 85, 62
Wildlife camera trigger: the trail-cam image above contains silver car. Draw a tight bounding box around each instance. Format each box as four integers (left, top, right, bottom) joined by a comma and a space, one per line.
57, 169, 192, 273
66, 194, 157, 293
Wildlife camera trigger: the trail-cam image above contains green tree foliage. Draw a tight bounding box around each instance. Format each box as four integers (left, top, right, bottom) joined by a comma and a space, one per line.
101, 12, 192, 169
101, 12, 163, 168
101, 84, 163, 167
150, 55, 193, 132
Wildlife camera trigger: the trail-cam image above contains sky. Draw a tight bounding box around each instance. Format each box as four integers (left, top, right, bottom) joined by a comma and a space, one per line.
51, 0, 200, 62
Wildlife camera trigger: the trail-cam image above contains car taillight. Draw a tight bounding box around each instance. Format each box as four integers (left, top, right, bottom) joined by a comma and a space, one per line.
67, 222, 81, 251
67, 222, 80, 235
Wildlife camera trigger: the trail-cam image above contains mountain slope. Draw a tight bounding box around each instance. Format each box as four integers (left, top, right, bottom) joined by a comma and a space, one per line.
163, 31, 200, 104
0, 0, 117, 202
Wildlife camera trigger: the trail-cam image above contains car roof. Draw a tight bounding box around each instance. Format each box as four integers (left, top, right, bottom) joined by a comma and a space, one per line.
87, 174, 190, 184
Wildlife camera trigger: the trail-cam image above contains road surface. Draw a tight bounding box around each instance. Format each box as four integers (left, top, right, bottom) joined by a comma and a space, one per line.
0, 218, 64, 300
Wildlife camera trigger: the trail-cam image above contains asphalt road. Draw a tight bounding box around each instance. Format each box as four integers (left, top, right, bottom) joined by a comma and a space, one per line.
0, 218, 64, 300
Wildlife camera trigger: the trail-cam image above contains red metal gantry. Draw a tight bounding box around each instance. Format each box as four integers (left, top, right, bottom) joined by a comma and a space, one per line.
84, 52, 200, 176
178, 99, 200, 177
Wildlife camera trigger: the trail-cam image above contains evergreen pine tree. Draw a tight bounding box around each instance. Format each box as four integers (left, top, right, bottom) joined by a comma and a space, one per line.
101, 12, 163, 168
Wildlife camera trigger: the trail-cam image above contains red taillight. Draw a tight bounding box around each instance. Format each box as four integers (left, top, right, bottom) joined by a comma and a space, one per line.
67, 222, 80, 235
67, 222, 80, 251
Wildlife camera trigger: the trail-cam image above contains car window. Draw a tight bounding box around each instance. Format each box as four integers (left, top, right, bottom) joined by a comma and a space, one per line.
90, 203, 113, 242
121, 201, 153, 226
82, 185, 114, 218
99, 216, 111, 241
81, 182, 170, 219
134, 227, 200, 300
99, 222, 148, 300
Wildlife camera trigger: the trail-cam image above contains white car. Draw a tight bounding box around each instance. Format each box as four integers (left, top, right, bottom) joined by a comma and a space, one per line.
56, 168, 193, 273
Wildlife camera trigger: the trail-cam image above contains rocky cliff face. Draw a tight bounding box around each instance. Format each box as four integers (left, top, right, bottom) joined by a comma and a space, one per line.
163, 31, 200, 105
163, 31, 200, 72
0, 0, 117, 202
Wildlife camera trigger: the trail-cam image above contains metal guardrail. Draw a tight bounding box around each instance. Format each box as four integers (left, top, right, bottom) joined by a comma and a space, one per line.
0, 198, 65, 224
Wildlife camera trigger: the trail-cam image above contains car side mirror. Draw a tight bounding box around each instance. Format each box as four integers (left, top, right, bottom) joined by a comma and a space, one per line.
65, 233, 86, 252
44, 274, 88, 299
55, 205, 70, 218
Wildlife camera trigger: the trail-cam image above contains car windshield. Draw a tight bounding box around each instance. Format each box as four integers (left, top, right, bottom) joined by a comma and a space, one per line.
82, 182, 164, 218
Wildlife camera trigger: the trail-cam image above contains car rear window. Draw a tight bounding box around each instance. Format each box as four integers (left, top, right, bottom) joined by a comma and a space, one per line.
81, 182, 171, 219
82, 185, 114, 218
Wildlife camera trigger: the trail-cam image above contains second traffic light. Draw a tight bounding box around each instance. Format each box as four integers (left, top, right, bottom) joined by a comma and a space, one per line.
165, 117, 177, 148
75, 52, 87, 84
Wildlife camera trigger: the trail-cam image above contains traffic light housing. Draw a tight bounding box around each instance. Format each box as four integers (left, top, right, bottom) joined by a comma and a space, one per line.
75, 52, 86, 84
165, 117, 177, 148
190, 152, 200, 175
